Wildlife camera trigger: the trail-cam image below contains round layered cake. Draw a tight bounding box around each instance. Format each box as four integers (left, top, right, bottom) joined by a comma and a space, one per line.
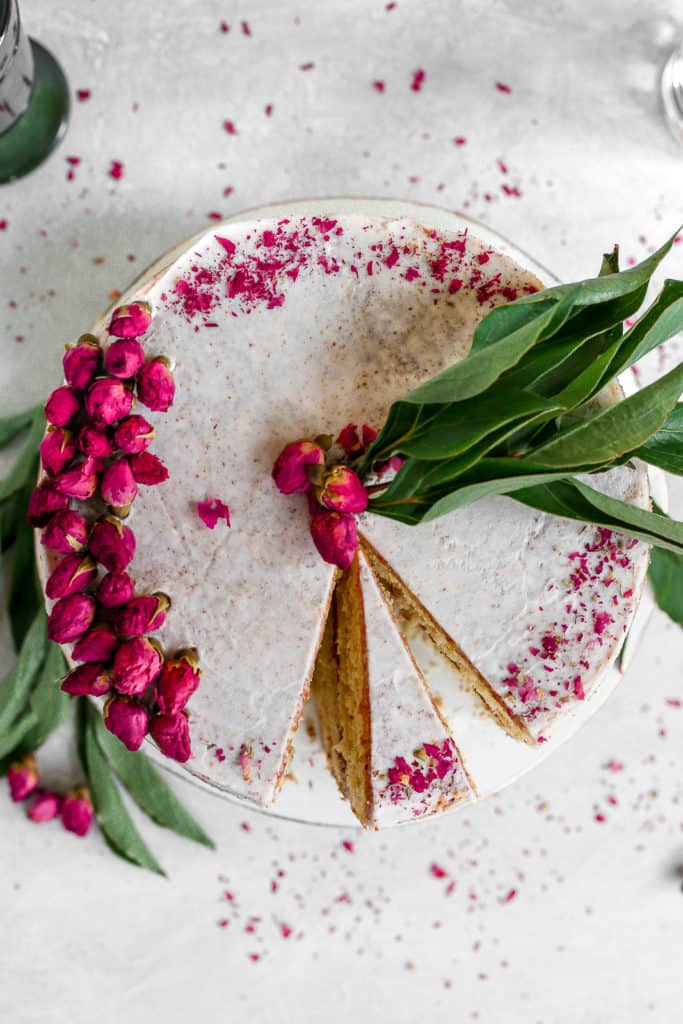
36, 208, 650, 828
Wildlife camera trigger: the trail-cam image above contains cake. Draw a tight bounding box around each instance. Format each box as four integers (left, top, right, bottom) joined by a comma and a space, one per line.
34, 212, 650, 828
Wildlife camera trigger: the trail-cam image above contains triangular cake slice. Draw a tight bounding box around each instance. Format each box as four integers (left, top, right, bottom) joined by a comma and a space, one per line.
312, 549, 475, 828
360, 463, 650, 745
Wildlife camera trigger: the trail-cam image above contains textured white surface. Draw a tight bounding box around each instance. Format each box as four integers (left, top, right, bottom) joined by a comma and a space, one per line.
1, 1, 683, 1022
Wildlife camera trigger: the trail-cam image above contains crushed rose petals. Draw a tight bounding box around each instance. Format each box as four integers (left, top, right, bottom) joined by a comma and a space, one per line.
197, 497, 231, 529
109, 160, 124, 180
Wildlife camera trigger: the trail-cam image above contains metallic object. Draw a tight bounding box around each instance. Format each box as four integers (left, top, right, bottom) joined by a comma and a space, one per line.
661, 45, 683, 145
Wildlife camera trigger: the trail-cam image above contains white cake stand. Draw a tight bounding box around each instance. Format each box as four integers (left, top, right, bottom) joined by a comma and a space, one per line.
80, 198, 669, 828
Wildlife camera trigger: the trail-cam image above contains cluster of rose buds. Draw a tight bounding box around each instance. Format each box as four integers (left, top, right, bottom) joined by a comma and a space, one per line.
272, 427, 373, 570
6, 754, 93, 836
28, 300, 200, 766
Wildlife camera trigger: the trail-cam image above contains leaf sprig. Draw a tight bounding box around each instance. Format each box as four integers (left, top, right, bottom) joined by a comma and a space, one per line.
357, 230, 683, 559
0, 408, 213, 872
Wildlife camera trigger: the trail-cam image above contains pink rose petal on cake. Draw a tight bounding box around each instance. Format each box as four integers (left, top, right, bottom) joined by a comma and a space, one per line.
197, 497, 231, 529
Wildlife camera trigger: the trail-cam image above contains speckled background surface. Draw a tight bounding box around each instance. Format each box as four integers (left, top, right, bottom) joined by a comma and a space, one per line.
1, 2, 682, 1021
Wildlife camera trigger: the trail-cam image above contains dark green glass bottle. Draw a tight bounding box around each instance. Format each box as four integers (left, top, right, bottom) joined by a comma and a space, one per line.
0, 0, 70, 183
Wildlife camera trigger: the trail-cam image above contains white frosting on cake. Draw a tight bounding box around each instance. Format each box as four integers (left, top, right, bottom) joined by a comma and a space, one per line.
357, 551, 474, 826
40, 211, 649, 809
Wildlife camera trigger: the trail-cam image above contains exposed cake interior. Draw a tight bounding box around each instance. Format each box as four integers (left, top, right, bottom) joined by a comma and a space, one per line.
359, 533, 534, 745
312, 555, 372, 825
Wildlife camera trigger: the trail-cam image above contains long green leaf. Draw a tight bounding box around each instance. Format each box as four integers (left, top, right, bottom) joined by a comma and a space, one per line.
648, 546, 683, 626
0, 609, 48, 733
0, 406, 42, 449
21, 642, 70, 751
6, 493, 42, 650
0, 414, 44, 504
0, 709, 39, 760
78, 700, 165, 876
529, 361, 683, 468
631, 403, 683, 475
94, 715, 214, 849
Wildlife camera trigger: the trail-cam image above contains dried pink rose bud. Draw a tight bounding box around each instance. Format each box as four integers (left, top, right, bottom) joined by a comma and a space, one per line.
100, 458, 138, 516
150, 710, 191, 763
272, 439, 326, 494
112, 636, 163, 695
103, 695, 150, 751
45, 553, 98, 599
96, 571, 135, 608
61, 662, 112, 696
128, 451, 169, 485
309, 510, 358, 570
104, 338, 146, 379
47, 593, 96, 644
137, 357, 175, 412
314, 465, 368, 513
77, 424, 115, 458
40, 426, 77, 477
63, 335, 101, 390
27, 790, 62, 822
27, 482, 69, 527
114, 415, 155, 454
155, 648, 201, 714
114, 593, 170, 637
52, 457, 102, 500
89, 516, 136, 573
7, 754, 39, 802
60, 787, 94, 837
45, 385, 80, 427
84, 377, 133, 428
108, 300, 152, 339
71, 624, 119, 663
41, 510, 90, 554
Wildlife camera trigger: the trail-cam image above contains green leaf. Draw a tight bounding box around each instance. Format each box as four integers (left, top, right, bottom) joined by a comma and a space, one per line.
0, 413, 44, 504
512, 477, 683, 554
78, 700, 166, 876
528, 361, 683, 468
0, 709, 39, 760
631, 403, 683, 475
93, 715, 214, 849
604, 279, 683, 384
0, 609, 48, 734
648, 545, 683, 626
5, 492, 42, 650
21, 642, 70, 751
0, 406, 42, 450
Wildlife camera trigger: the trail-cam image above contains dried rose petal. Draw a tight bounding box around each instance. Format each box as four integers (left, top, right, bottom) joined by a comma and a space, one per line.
96, 571, 135, 608
136, 357, 175, 412
89, 516, 136, 573
77, 424, 115, 458
197, 497, 231, 529
45, 386, 80, 427
100, 458, 138, 515
63, 335, 101, 390
27, 790, 62, 822
114, 415, 155, 454
61, 787, 93, 837
47, 593, 96, 643
271, 439, 325, 494
52, 457, 102, 500
112, 636, 163, 695
104, 695, 149, 751
61, 662, 112, 696
114, 593, 169, 637
314, 465, 368, 513
150, 711, 191, 762
108, 301, 152, 339
84, 377, 133, 428
45, 553, 97, 599
128, 452, 169, 485
71, 624, 119, 663
104, 338, 145, 379
309, 510, 358, 570
40, 426, 77, 476
27, 483, 69, 527
40, 510, 90, 554
155, 649, 201, 714
7, 754, 39, 802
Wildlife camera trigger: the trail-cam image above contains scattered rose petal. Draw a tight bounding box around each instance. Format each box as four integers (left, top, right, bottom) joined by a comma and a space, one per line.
411, 69, 425, 92
453, 136, 467, 146
223, 120, 237, 134
197, 497, 231, 529
241, 20, 251, 35
220, 21, 229, 33
495, 81, 512, 93
76, 89, 91, 102
109, 160, 124, 180
373, 81, 385, 93
299, 62, 315, 71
